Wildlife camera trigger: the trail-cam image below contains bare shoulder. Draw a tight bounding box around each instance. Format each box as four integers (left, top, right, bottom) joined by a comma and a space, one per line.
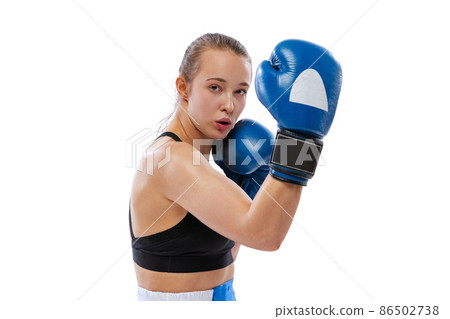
134, 137, 196, 175
155, 139, 213, 183
136, 137, 212, 187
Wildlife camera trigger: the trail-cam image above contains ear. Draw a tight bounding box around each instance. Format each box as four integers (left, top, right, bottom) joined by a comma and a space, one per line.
176, 76, 189, 102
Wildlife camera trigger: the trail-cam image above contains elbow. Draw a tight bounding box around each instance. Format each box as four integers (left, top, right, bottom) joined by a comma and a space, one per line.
262, 243, 281, 252
266, 238, 282, 252
243, 219, 285, 251
258, 235, 283, 252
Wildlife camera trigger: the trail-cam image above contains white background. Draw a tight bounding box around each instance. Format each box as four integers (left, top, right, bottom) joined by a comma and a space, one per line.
1, 0, 449, 318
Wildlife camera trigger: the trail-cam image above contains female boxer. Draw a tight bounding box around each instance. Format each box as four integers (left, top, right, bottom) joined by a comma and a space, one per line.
129, 33, 312, 301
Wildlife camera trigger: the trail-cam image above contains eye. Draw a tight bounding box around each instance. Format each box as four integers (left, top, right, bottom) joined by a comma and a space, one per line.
235, 89, 247, 96
209, 85, 221, 92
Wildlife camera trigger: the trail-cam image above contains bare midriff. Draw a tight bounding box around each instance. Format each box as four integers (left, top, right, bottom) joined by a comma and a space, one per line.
134, 262, 234, 293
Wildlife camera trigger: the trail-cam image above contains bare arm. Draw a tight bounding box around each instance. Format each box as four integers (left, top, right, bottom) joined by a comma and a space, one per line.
156, 143, 302, 251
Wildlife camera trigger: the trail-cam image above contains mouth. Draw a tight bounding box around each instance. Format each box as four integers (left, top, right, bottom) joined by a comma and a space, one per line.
215, 118, 232, 131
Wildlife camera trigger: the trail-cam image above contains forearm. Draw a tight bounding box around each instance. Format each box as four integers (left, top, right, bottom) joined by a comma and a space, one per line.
247, 175, 302, 250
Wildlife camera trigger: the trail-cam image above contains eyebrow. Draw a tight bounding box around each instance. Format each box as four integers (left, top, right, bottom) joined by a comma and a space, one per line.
206, 77, 250, 87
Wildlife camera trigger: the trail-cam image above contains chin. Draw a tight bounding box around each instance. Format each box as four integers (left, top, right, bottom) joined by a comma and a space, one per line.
214, 129, 231, 140
202, 126, 228, 140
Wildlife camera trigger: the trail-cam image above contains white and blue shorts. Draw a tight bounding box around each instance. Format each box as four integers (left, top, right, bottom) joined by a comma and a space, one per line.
137, 278, 236, 301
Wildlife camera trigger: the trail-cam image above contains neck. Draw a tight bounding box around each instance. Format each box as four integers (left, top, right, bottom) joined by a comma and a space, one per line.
164, 108, 213, 161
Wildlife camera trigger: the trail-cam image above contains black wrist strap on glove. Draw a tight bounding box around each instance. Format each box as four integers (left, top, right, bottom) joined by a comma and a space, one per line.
270, 129, 323, 179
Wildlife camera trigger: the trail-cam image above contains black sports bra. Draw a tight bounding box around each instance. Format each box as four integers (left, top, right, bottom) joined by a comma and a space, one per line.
129, 132, 235, 273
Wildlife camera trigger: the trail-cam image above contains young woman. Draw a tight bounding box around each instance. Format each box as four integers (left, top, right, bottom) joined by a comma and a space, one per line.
129, 33, 305, 301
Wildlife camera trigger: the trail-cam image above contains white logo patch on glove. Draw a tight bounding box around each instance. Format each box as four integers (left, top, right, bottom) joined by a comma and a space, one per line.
289, 68, 328, 112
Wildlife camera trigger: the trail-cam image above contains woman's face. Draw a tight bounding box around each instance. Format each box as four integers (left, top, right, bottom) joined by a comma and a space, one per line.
186, 49, 252, 139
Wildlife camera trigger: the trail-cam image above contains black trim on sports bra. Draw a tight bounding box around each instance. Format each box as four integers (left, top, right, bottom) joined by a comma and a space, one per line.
156, 131, 182, 142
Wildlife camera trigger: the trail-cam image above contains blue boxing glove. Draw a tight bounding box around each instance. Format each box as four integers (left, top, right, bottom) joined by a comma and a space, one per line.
255, 39, 342, 186
214, 119, 273, 199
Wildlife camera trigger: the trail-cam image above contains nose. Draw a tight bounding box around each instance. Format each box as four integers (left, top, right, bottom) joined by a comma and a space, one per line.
220, 91, 234, 113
